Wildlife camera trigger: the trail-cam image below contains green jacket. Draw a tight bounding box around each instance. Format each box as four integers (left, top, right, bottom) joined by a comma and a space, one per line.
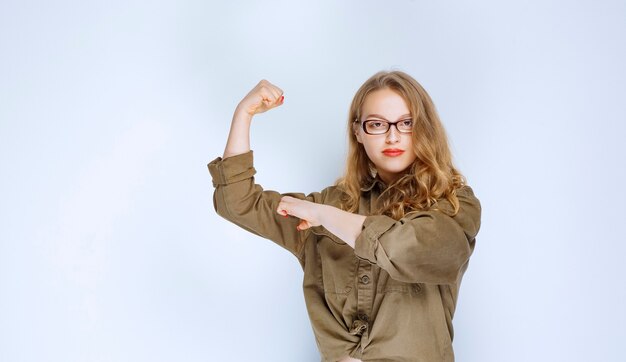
208, 151, 482, 362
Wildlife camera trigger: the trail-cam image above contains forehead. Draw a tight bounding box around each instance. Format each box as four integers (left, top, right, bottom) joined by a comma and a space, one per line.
361, 88, 410, 119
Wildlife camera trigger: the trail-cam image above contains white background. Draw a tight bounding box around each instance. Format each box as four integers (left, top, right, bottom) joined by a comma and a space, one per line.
1, 0, 625, 361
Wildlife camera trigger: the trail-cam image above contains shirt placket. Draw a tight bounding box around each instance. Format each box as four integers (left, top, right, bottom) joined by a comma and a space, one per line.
352, 260, 372, 340
349, 188, 379, 353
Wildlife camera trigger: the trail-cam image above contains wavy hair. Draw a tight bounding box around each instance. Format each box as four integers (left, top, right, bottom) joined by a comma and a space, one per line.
336, 70, 466, 220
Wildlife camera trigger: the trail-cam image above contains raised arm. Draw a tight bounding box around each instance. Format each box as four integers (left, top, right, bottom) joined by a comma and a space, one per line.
223, 79, 284, 158
210, 80, 322, 260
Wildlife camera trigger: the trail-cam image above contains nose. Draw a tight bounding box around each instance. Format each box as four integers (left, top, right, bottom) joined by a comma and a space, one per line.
385, 124, 401, 143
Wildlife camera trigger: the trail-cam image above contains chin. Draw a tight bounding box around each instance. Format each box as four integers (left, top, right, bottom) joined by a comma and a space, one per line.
380, 162, 413, 174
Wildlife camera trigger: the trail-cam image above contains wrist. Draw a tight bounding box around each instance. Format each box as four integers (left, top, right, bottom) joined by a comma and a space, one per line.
232, 107, 254, 123
317, 204, 331, 227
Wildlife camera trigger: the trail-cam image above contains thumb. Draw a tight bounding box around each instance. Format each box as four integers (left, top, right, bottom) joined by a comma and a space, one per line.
296, 220, 311, 231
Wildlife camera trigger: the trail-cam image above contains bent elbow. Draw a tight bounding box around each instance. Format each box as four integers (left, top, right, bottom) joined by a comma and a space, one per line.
212, 186, 235, 221
439, 254, 471, 284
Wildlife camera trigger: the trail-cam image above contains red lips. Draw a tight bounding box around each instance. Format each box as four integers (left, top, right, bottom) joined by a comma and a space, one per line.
382, 148, 405, 157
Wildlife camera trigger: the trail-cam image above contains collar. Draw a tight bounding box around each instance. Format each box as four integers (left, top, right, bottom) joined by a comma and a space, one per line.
360, 175, 387, 192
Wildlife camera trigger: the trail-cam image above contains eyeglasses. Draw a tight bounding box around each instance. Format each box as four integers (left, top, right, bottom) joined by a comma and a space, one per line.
357, 119, 414, 135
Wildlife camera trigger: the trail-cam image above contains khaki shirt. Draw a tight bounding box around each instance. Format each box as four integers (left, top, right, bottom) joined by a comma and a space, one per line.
208, 151, 481, 362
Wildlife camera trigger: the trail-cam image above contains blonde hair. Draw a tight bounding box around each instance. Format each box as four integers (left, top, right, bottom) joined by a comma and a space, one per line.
336, 70, 466, 220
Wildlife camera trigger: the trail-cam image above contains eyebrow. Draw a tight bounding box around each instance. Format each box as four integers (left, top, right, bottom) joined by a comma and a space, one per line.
364, 114, 412, 121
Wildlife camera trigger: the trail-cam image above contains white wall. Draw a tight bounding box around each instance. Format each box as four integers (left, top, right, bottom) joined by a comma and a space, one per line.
1, 0, 625, 361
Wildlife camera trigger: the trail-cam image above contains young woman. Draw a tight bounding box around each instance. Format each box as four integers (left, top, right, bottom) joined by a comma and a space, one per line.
208, 71, 481, 362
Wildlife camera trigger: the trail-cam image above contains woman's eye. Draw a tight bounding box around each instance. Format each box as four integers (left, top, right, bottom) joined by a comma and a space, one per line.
369, 121, 384, 128
402, 120, 413, 126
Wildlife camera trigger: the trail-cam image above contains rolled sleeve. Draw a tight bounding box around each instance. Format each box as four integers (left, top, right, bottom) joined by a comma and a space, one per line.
354, 215, 396, 263
207, 151, 256, 187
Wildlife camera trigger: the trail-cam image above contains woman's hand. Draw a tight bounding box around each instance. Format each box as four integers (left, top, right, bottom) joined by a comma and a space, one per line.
236, 79, 285, 117
277, 196, 324, 231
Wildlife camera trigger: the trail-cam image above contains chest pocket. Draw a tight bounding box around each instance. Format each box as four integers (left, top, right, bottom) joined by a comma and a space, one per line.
316, 236, 357, 295
376, 269, 423, 295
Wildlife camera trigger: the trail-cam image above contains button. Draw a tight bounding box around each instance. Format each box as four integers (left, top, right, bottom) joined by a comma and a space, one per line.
349, 319, 368, 336
358, 313, 369, 322
360, 275, 370, 284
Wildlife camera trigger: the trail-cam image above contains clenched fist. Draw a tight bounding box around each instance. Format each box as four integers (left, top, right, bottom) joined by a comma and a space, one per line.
236, 79, 285, 116
277, 196, 324, 231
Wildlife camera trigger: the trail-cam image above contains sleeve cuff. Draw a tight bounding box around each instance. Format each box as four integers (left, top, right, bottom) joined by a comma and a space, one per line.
354, 215, 397, 263
207, 151, 256, 187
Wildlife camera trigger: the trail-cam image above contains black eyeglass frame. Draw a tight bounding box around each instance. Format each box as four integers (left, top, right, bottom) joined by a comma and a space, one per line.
354, 118, 414, 135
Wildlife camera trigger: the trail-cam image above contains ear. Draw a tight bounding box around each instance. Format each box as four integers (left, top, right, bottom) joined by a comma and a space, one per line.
353, 122, 363, 143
